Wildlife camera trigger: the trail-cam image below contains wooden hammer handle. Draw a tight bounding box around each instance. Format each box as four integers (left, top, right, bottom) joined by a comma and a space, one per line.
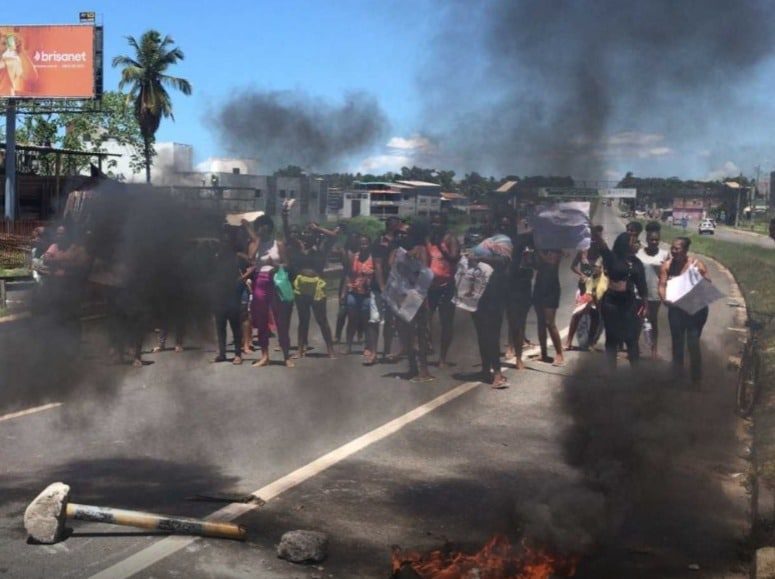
66, 503, 246, 540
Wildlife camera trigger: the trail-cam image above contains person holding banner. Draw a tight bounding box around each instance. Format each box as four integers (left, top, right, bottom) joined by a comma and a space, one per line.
469, 226, 513, 387
389, 222, 435, 382
658, 237, 710, 384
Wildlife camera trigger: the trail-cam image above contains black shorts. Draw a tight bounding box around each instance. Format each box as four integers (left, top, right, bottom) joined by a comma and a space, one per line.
427, 283, 454, 313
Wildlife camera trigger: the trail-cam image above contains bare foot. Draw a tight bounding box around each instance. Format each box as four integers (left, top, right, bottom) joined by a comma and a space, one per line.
285, 358, 296, 368
552, 356, 566, 367
252, 356, 269, 367
174, 345, 184, 353
514, 358, 525, 370
492, 373, 509, 388
232, 356, 242, 365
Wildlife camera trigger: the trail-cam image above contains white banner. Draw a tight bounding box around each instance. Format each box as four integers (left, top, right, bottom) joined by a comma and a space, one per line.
452, 256, 494, 313
666, 264, 724, 315
532, 202, 591, 250
384, 247, 434, 322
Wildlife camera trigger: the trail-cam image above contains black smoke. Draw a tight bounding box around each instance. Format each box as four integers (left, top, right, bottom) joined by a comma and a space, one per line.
210, 90, 388, 171
421, 0, 775, 177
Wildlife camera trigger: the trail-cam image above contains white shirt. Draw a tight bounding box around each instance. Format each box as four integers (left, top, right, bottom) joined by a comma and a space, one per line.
637, 247, 669, 301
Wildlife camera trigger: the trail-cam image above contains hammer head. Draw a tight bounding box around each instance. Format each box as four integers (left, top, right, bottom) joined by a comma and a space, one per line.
24, 482, 70, 544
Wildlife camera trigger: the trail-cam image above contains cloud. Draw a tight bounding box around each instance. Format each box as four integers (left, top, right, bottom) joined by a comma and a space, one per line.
597, 132, 673, 159
706, 160, 741, 181
354, 154, 412, 174
604, 132, 664, 147
386, 135, 434, 151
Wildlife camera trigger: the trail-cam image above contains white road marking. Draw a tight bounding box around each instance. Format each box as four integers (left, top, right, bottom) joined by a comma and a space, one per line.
89, 326, 573, 579
0, 402, 62, 423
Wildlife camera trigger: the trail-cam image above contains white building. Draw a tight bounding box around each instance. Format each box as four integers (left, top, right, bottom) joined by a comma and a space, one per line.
340, 180, 442, 220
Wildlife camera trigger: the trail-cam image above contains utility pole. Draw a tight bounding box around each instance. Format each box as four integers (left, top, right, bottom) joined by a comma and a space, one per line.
4, 99, 17, 225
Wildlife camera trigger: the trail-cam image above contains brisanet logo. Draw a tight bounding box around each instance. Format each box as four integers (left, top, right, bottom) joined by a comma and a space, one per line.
33, 50, 87, 63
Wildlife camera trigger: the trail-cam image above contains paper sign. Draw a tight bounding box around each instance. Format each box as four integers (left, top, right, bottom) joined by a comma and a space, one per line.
225, 211, 264, 226
666, 265, 724, 315
384, 247, 434, 322
452, 256, 494, 313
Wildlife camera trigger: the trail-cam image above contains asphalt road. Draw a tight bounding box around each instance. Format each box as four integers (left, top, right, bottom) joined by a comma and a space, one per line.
695, 224, 773, 248
0, 205, 751, 578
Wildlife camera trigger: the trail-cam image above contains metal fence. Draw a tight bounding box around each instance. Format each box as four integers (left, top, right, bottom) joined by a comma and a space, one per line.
0, 219, 45, 271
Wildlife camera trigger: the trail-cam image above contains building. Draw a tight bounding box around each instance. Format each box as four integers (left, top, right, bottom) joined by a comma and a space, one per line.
96, 139, 328, 222
340, 180, 442, 220
440, 191, 469, 214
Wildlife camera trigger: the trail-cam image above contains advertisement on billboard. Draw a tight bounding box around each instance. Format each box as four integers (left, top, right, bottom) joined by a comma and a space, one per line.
0, 25, 95, 98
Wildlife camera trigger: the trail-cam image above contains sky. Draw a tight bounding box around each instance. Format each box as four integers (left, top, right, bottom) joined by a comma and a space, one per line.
7, 1, 775, 182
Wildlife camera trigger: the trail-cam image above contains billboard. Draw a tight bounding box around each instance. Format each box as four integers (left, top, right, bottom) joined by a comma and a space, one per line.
0, 25, 96, 98
598, 188, 637, 198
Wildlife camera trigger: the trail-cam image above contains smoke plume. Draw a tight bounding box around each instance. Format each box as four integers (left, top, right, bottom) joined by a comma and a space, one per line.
210, 89, 388, 171
422, 0, 775, 177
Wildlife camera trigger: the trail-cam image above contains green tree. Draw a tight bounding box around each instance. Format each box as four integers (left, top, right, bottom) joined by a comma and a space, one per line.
112, 30, 192, 183
274, 165, 305, 177
12, 92, 146, 178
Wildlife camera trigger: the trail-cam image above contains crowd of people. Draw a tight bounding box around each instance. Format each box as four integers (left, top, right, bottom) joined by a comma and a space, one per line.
27, 205, 716, 387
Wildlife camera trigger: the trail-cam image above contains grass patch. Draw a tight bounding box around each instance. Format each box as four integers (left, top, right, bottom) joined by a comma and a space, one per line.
652, 222, 775, 486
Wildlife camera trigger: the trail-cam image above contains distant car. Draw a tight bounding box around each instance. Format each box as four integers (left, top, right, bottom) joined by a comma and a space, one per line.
464, 227, 485, 247
698, 219, 716, 235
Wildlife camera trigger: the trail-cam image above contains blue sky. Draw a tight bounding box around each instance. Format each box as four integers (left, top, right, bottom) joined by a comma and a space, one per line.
8, 1, 775, 182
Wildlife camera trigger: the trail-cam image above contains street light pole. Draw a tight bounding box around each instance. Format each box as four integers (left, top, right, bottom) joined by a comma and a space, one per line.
4, 99, 17, 224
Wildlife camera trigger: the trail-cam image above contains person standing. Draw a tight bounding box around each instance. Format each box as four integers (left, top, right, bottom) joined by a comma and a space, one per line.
426, 213, 460, 368
292, 223, 338, 358
566, 225, 604, 351
502, 214, 534, 370
345, 234, 376, 358
470, 226, 512, 387
533, 248, 565, 366
246, 215, 293, 368
658, 237, 710, 384
392, 222, 435, 382
636, 221, 669, 359
211, 228, 243, 364
371, 216, 403, 361
597, 232, 648, 370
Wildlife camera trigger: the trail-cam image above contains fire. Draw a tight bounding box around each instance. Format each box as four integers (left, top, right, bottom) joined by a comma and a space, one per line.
391, 535, 578, 579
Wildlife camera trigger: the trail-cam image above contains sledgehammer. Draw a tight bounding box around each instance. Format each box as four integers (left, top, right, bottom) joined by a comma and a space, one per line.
24, 482, 246, 544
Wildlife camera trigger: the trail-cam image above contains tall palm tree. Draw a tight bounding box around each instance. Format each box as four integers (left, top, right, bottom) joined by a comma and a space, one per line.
112, 30, 192, 183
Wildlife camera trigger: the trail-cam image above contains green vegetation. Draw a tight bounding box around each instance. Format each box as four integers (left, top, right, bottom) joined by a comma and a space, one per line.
113, 30, 192, 183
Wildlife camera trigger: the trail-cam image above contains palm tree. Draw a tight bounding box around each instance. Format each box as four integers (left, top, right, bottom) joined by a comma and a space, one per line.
112, 30, 192, 183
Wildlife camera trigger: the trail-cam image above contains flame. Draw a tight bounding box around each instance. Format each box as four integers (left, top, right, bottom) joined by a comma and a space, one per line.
391, 535, 578, 579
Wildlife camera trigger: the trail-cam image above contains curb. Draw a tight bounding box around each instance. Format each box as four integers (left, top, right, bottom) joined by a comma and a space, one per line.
0, 311, 31, 324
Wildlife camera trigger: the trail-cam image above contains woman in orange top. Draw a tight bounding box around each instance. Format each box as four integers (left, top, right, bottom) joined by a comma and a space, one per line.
426, 213, 460, 367
346, 234, 376, 357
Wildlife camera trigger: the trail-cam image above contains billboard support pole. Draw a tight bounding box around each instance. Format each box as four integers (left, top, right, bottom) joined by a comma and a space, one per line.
4, 99, 17, 223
